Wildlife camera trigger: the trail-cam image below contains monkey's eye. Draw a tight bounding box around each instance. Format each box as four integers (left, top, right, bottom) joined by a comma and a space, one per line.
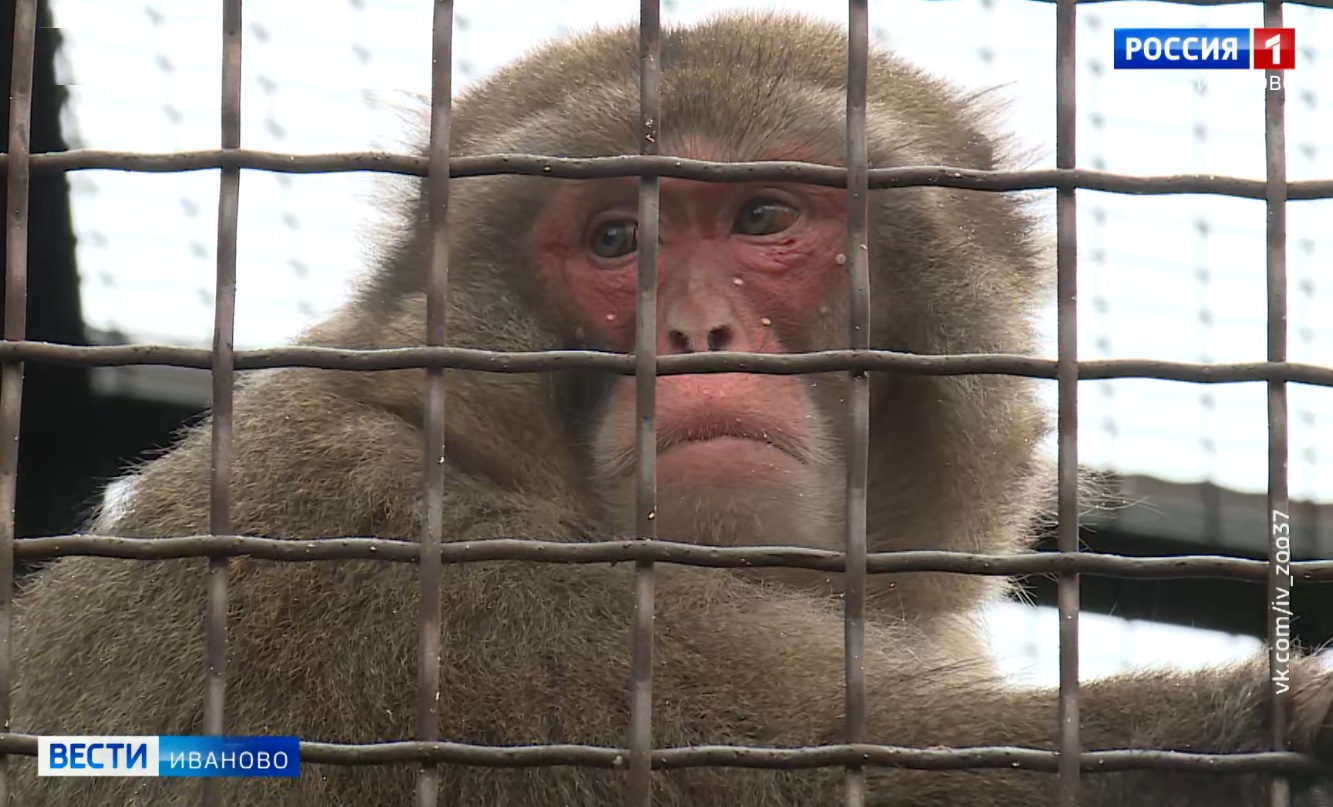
590, 219, 638, 259
733, 198, 800, 236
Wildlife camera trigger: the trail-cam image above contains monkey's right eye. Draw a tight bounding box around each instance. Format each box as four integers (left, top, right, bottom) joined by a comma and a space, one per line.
590, 220, 639, 260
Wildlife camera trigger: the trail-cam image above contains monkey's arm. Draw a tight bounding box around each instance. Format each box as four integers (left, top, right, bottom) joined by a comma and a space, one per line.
644, 578, 1332, 807
860, 659, 1329, 806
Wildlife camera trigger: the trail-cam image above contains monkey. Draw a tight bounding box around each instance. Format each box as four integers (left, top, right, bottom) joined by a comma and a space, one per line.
10, 11, 1333, 807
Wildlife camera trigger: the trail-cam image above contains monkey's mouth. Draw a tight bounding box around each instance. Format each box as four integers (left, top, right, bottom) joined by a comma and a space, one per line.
656, 420, 807, 464
603, 418, 809, 481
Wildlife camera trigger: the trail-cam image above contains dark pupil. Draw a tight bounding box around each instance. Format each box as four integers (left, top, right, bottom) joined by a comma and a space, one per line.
736, 200, 791, 235
594, 221, 637, 257
744, 205, 773, 229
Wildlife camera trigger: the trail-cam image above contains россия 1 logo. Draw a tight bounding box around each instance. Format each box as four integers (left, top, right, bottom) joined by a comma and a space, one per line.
1113, 28, 1296, 70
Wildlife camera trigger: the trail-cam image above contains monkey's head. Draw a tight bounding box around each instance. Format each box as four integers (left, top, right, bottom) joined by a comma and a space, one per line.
347, 13, 1050, 593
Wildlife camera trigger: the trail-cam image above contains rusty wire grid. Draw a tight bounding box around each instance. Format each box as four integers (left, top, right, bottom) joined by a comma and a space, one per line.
3, 1, 1333, 807
628, 0, 661, 802
1053, 0, 1080, 800
0, 0, 32, 803
1263, 1, 1294, 804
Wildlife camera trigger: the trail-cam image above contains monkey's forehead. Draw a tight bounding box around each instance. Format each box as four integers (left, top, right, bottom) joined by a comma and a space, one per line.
449, 12, 987, 170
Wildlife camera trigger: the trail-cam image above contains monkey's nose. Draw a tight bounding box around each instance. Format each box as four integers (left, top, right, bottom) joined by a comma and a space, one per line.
669, 325, 734, 353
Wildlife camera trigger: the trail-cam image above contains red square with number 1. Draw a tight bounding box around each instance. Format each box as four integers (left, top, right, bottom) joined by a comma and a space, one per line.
1253, 28, 1296, 70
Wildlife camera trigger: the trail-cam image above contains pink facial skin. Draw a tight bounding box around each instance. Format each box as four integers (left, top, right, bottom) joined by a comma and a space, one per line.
532, 143, 849, 487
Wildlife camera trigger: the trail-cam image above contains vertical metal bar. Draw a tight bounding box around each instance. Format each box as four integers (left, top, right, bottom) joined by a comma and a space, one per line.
204, 3, 242, 805
0, 0, 37, 802
1053, 0, 1081, 805
1262, 2, 1290, 807
417, 2, 454, 806
843, 3, 870, 807
628, 1, 661, 805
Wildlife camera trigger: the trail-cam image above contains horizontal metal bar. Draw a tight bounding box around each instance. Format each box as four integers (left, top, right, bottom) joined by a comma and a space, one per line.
17, 535, 1333, 582
6, 341, 1332, 386
0, 732, 1317, 774
3, 150, 1332, 201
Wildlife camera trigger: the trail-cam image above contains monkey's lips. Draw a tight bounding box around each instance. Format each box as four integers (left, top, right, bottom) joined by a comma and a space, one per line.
603, 375, 814, 481
647, 398, 813, 491
655, 419, 807, 464
650, 422, 810, 497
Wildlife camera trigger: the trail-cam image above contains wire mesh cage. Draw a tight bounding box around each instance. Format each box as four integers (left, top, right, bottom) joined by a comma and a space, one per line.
3, 1, 1333, 806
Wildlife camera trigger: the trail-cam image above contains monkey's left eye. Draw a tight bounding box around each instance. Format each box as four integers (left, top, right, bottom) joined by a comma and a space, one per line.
733, 198, 800, 236
590, 219, 639, 259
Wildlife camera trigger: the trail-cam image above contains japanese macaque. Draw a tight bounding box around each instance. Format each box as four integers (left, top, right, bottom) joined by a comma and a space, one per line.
11, 12, 1333, 807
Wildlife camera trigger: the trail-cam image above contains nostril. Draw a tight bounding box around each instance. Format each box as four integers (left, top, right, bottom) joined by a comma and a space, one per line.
706, 326, 733, 352
669, 330, 693, 354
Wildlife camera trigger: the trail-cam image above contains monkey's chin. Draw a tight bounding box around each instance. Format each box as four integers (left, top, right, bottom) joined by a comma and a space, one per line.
654, 437, 815, 548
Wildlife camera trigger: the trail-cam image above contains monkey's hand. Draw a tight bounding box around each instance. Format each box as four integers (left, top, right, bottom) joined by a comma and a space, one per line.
1293, 655, 1333, 758
1290, 656, 1333, 806
856, 651, 1333, 807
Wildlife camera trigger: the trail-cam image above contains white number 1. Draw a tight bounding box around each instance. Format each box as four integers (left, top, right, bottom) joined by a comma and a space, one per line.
1265, 34, 1283, 64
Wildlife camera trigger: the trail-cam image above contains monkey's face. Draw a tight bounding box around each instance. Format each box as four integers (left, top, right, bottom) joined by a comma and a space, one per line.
437, 34, 1044, 565
532, 165, 851, 551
